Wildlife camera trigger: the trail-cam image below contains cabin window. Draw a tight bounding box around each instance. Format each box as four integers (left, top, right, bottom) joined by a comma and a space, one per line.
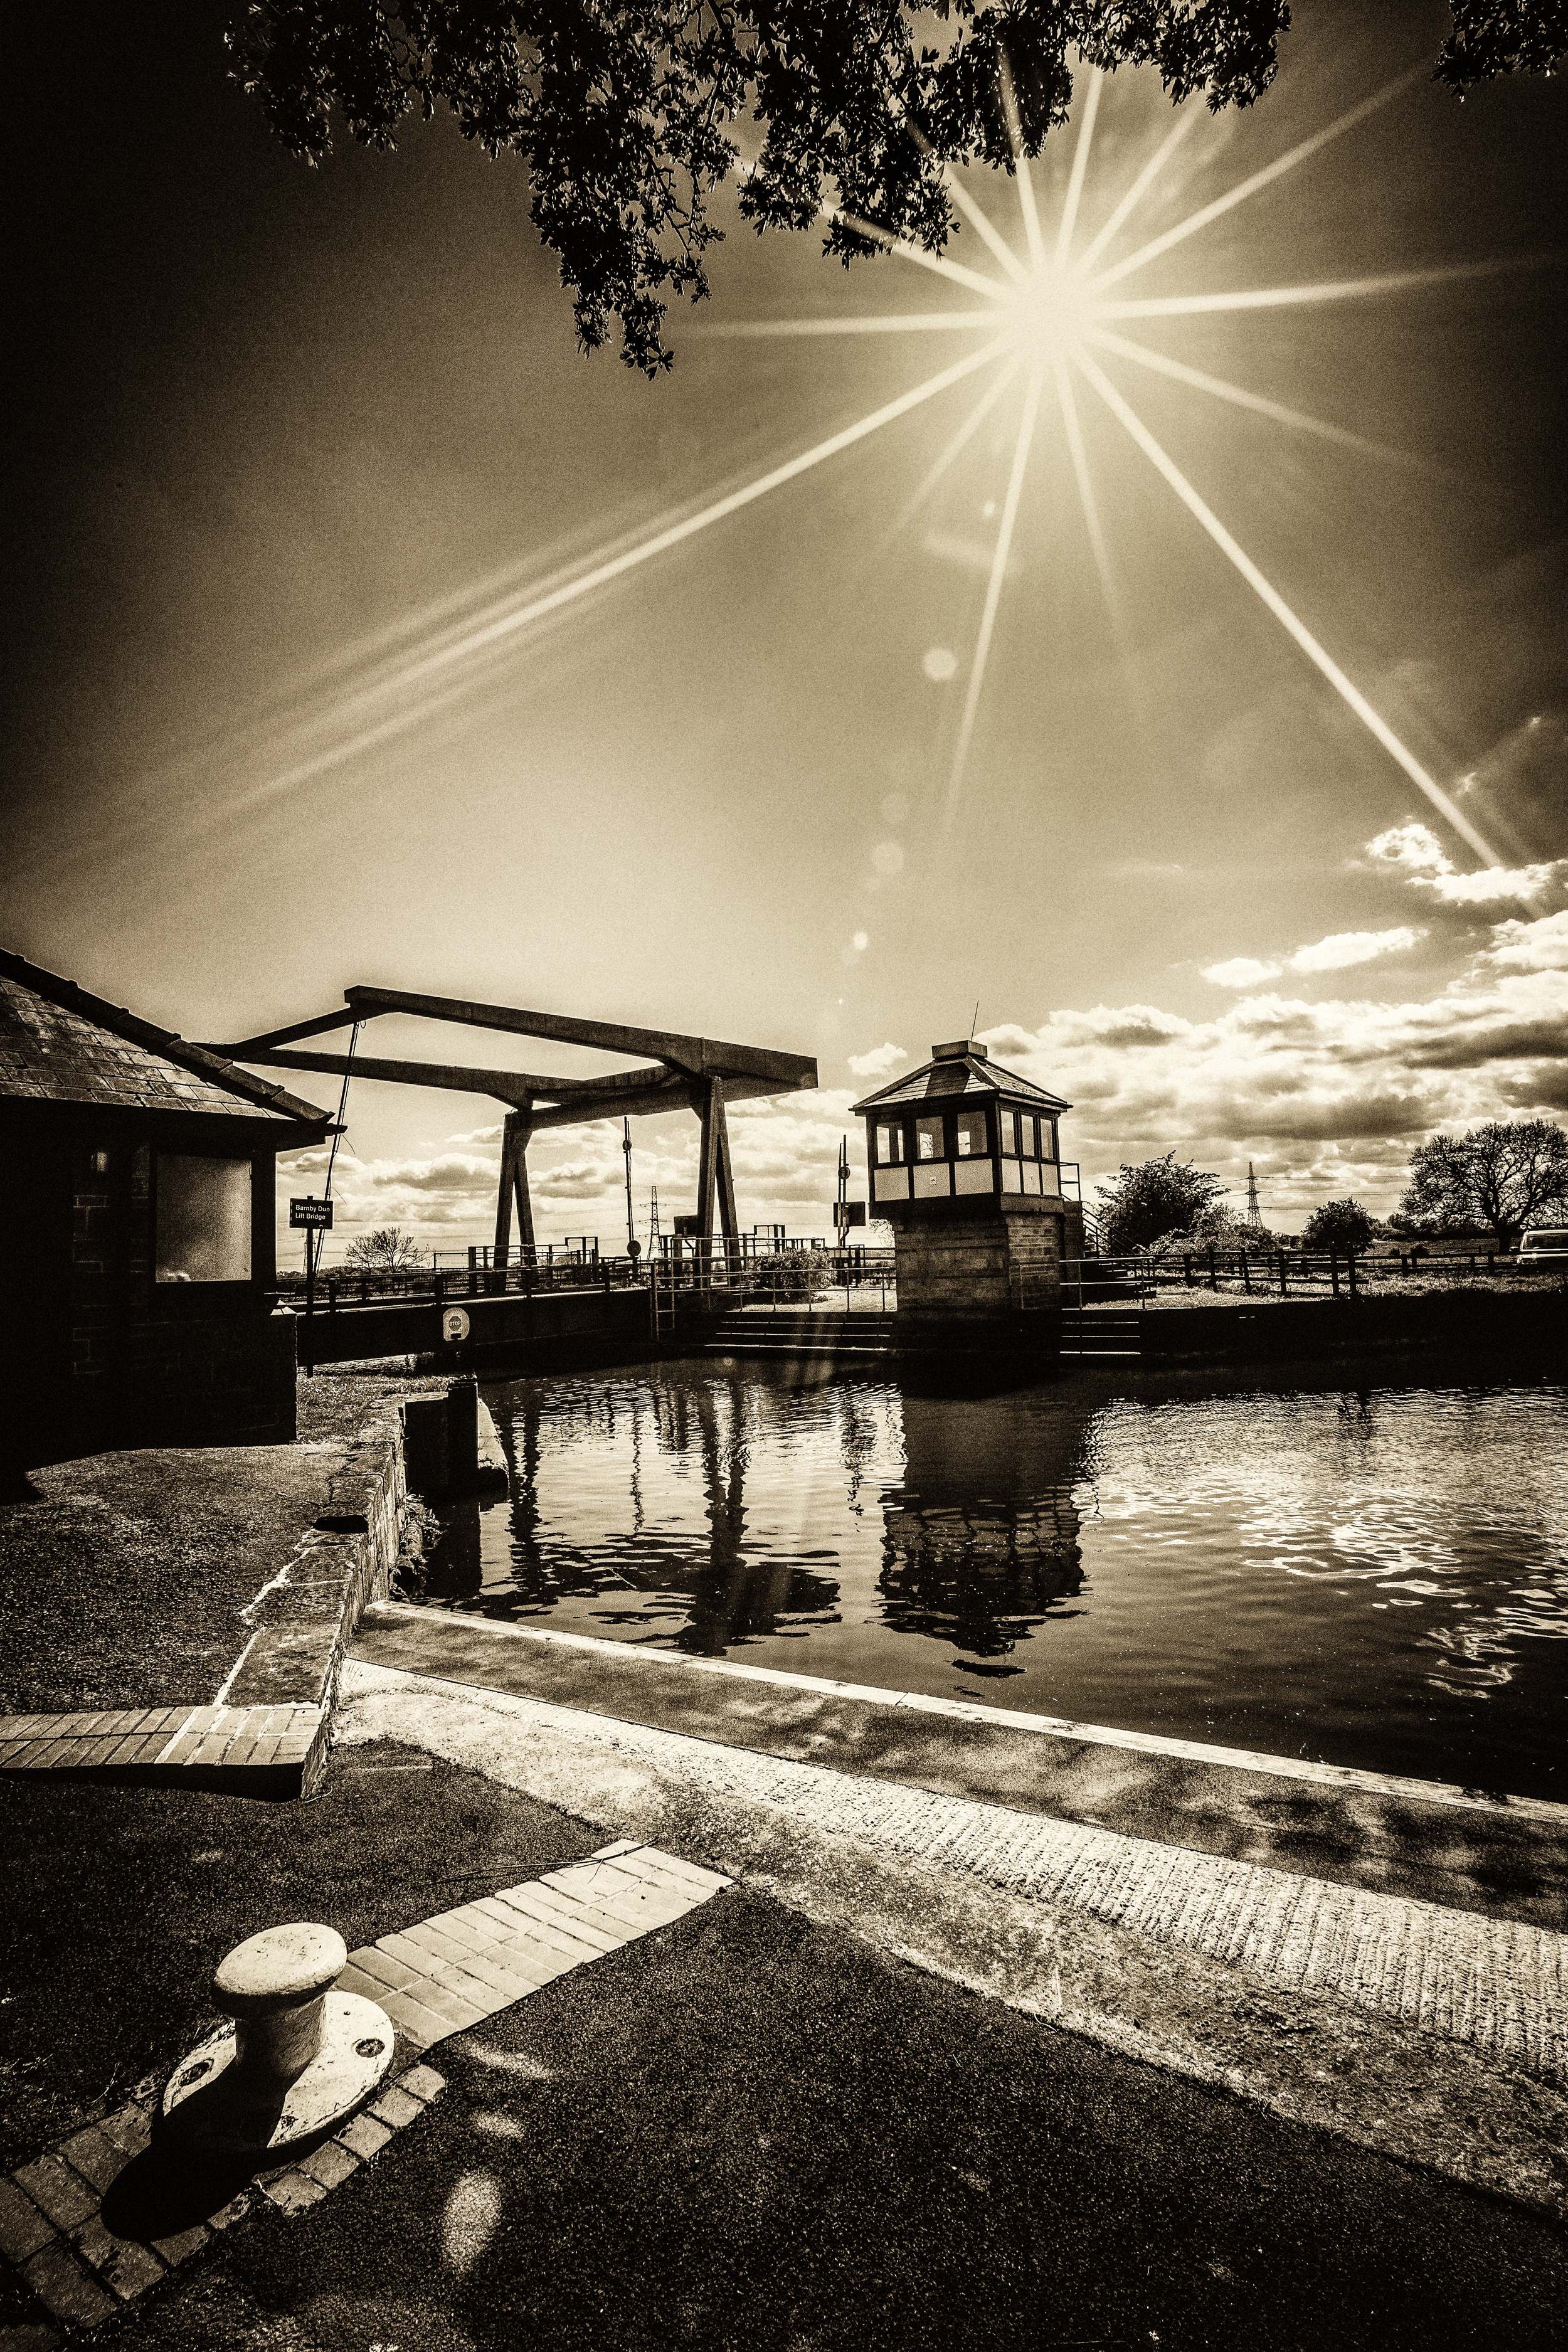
954, 1107, 988, 1158
156, 1155, 252, 1283
999, 1108, 1017, 1155
874, 1121, 906, 1165
914, 1116, 945, 1162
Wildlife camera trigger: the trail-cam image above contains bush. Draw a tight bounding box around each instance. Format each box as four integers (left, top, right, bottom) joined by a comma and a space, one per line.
1301, 1198, 1376, 1254
1094, 1153, 1226, 1254
1147, 1211, 1279, 1258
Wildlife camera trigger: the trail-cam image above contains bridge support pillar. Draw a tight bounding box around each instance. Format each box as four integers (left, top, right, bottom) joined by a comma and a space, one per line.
494, 1106, 535, 1268
694, 1077, 739, 1276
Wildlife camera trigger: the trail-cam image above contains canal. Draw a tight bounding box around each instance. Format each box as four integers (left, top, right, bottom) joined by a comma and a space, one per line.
414, 1360, 1567, 1803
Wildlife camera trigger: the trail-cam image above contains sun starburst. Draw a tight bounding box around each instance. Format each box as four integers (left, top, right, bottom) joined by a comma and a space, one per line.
66, 51, 1560, 899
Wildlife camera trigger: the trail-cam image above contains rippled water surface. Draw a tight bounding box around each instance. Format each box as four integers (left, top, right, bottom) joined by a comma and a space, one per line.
420, 1364, 1568, 1799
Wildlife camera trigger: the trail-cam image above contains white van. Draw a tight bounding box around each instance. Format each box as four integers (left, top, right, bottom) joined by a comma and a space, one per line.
1517, 1227, 1568, 1264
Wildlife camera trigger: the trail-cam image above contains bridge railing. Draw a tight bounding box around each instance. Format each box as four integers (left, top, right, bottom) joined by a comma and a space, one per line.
273, 1252, 648, 1317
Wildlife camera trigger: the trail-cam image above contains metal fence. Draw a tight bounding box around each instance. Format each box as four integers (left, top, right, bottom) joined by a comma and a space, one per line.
1061, 1244, 1543, 1308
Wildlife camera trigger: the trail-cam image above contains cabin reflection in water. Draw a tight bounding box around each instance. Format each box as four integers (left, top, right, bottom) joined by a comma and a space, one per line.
878, 1392, 1084, 1677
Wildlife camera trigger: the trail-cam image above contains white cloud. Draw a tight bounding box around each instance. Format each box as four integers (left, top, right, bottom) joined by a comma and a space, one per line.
1202, 956, 1280, 988
1483, 911, 1568, 972
1287, 926, 1426, 973
1207, 928, 1424, 988
980, 950, 1568, 1215
1365, 822, 1567, 907
847, 1041, 908, 1078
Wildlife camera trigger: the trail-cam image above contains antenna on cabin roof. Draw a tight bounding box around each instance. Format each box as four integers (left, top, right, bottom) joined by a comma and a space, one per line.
970, 997, 980, 1044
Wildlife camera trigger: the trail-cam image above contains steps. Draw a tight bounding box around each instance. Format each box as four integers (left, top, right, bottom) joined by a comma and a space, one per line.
1060, 1308, 1142, 1360
703, 1310, 893, 1360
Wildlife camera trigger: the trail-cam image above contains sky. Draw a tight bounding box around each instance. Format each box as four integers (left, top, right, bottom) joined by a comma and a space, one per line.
7, 1, 1566, 1253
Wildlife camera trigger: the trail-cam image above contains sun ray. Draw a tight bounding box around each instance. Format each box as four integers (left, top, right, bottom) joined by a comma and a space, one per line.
879, 102, 1030, 284
687, 311, 1007, 338
941, 166, 1030, 285
31, 336, 1019, 876
828, 206, 1013, 301
1091, 65, 1427, 293
882, 358, 1021, 544
998, 55, 1049, 275
945, 363, 1047, 825
1056, 68, 1104, 265
1074, 102, 1203, 278
1094, 250, 1564, 319
1070, 344, 1502, 865
1085, 327, 1463, 479
228, 332, 1015, 813
1052, 354, 1117, 618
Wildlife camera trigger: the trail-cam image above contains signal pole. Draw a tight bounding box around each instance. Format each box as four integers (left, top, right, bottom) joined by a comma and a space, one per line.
622, 1118, 638, 1259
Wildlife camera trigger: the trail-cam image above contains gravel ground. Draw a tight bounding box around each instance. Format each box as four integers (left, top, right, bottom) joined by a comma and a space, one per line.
84, 1881, 1568, 2352
0, 1739, 598, 2173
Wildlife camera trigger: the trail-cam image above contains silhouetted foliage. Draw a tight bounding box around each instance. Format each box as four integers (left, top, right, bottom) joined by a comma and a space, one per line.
227, 2, 1298, 376
1435, 1, 1568, 90
1094, 1150, 1224, 1253
1301, 1197, 1375, 1254
344, 1224, 426, 1269
1396, 1120, 1568, 1244
228, 6, 1564, 375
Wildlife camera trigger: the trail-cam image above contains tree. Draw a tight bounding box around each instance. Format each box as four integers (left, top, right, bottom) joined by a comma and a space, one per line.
1301, 1197, 1375, 1255
1094, 1152, 1224, 1254
1396, 1120, 1568, 1246
344, 1225, 427, 1269
227, 4, 1565, 379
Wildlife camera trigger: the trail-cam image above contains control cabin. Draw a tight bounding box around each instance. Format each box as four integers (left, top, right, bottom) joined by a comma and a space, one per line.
853, 1041, 1071, 1218
851, 1041, 1076, 1338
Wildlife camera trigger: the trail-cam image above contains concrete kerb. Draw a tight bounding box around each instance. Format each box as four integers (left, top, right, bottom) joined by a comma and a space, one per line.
0, 1394, 415, 1801
354, 1601, 1568, 1828
330, 1656, 1568, 2224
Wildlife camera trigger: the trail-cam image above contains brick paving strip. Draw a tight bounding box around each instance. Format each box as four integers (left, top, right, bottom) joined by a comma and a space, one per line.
0, 1843, 728, 2341
0, 1705, 326, 1799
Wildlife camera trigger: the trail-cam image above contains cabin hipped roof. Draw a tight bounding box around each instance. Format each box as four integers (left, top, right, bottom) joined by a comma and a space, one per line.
851, 1048, 1071, 1116
0, 951, 334, 1127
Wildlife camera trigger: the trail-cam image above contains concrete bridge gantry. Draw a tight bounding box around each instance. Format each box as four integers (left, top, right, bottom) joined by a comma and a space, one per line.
206, 987, 817, 1263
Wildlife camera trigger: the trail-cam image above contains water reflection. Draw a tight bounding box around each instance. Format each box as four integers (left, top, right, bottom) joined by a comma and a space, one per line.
879, 1392, 1084, 1677
414, 1362, 1568, 1798
428, 1372, 844, 1654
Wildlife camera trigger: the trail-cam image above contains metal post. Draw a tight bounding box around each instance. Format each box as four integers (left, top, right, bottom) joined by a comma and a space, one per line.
1329, 1251, 1340, 1298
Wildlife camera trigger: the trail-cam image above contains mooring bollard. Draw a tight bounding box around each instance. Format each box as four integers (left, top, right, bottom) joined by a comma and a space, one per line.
162, 1922, 393, 2154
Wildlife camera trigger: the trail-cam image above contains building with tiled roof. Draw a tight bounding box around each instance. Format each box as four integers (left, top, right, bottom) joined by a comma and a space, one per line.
0, 951, 333, 1468
850, 1041, 1082, 1342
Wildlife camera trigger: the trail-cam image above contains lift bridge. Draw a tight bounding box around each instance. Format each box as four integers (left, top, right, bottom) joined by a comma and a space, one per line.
206, 988, 817, 1357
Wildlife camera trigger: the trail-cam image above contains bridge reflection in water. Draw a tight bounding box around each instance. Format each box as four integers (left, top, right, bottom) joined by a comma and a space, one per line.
419, 1367, 1091, 1684
413, 1363, 1568, 1799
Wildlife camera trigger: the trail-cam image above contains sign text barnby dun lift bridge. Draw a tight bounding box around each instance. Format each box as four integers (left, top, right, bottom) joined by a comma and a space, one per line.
204, 986, 818, 1259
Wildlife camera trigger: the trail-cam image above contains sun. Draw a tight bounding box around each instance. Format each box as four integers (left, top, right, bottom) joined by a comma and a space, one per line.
1007, 258, 1095, 360
187, 55, 1556, 877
